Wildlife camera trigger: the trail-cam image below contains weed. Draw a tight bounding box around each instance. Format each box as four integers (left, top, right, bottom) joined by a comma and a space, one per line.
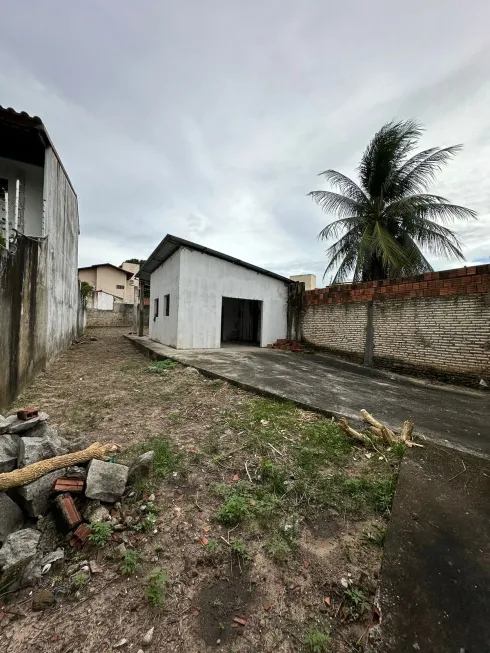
390, 441, 405, 460
70, 572, 89, 589
213, 598, 223, 606
146, 360, 177, 374
230, 538, 249, 561
167, 410, 180, 421
146, 568, 168, 606
344, 586, 370, 620
135, 512, 158, 532
206, 538, 220, 554
88, 522, 113, 547
303, 628, 331, 652
215, 492, 250, 526
266, 537, 293, 564
120, 437, 185, 489
120, 549, 141, 574
361, 525, 386, 547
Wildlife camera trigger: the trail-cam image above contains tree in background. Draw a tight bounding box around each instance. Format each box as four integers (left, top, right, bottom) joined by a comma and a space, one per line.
309, 120, 477, 283
124, 258, 146, 266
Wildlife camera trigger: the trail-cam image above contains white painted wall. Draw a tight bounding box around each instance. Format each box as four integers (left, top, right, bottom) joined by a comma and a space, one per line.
178, 248, 287, 348
0, 156, 44, 237
87, 290, 114, 310
149, 249, 181, 347
44, 147, 79, 358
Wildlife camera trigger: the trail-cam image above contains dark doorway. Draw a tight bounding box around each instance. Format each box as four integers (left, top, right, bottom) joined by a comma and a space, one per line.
221, 297, 262, 346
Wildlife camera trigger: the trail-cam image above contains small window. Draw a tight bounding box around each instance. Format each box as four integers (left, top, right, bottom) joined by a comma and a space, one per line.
116, 284, 124, 289
164, 294, 170, 316
154, 298, 159, 318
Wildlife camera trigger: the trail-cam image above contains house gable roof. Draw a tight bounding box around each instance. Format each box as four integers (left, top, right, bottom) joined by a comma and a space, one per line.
137, 234, 293, 284
78, 263, 133, 278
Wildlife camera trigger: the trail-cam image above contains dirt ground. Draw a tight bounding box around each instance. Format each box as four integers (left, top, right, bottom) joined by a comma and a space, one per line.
0, 328, 401, 653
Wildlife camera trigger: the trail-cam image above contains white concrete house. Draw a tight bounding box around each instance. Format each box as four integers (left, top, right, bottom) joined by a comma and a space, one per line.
138, 235, 292, 349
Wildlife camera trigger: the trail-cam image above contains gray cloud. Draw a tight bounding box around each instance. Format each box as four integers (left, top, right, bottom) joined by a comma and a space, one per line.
1, 0, 489, 285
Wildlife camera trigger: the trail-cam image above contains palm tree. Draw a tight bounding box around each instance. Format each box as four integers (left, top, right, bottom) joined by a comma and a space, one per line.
309, 120, 477, 283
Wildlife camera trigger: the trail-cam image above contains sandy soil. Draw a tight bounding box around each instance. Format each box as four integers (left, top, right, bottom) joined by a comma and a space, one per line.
0, 328, 395, 653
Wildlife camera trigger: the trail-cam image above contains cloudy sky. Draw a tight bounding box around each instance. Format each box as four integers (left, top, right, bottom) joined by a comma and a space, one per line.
1, 0, 489, 282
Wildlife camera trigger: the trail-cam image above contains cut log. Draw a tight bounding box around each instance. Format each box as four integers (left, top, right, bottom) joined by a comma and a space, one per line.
0, 442, 119, 491
400, 420, 414, 442
338, 418, 373, 446
360, 409, 397, 445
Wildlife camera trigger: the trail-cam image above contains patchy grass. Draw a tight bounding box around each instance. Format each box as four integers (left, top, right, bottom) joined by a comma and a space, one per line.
4, 329, 402, 653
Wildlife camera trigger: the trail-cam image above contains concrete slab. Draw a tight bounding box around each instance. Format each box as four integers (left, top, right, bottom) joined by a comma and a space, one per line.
125, 335, 490, 457
376, 445, 490, 652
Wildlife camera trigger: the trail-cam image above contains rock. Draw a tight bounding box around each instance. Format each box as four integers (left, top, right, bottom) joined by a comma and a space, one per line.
65, 465, 87, 479
128, 451, 154, 484
32, 588, 55, 611
21, 557, 42, 587
0, 528, 40, 569
84, 502, 111, 524
0, 433, 21, 473
15, 469, 67, 517
115, 543, 127, 559
0, 528, 41, 590
0, 415, 17, 434
89, 560, 104, 574
184, 367, 200, 375
85, 459, 129, 503
7, 412, 49, 435
18, 425, 71, 467
41, 548, 64, 567
0, 492, 24, 542
0, 414, 10, 434
142, 627, 154, 646
113, 638, 128, 648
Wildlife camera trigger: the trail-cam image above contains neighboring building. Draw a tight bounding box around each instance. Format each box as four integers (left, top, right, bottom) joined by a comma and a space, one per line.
0, 106, 79, 409
138, 234, 292, 349
78, 263, 133, 302
290, 274, 316, 290
120, 260, 140, 304
86, 289, 116, 311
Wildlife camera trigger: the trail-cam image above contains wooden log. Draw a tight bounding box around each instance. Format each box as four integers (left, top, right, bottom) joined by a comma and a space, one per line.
339, 417, 373, 446
0, 442, 119, 491
360, 409, 397, 444
400, 420, 414, 442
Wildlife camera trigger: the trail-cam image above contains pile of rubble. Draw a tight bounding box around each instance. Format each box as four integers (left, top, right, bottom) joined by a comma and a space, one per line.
0, 407, 152, 595
267, 338, 305, 352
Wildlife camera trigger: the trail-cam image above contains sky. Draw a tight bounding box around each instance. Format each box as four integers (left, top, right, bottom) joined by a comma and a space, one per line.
1, 0, 489, 284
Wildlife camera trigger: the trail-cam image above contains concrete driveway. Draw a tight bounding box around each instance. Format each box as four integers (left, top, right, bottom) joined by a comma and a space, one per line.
126, 336, 490, 457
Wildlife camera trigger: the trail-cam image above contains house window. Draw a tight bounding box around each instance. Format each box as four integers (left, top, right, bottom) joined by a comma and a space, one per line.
154, 298, 159, 319
164, 294, 170, 316
116, 284, 124, 289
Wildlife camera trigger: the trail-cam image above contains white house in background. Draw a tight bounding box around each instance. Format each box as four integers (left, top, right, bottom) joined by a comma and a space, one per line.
138, 235, 292, 349
86, 289, 115, 311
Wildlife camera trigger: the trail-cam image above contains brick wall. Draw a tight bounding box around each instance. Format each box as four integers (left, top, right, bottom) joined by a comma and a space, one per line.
86, 303, 134, 327
302, 302, 368, 361
302, 264, 490, 383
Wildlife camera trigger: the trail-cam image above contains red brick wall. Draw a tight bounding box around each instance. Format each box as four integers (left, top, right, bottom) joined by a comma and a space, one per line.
302, 265, 490, 385
304, 264, 490, 305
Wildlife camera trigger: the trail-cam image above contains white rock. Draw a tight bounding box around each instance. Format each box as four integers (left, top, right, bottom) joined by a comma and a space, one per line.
142, 627, 154, 646
85, 459, 129, 503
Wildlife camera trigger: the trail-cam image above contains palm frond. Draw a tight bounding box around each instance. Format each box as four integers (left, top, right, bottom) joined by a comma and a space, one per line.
317, 170, 368, 203
409, 220, 465, 260
308, 190, 363, 218
358, 120, 423, 196
385, 194, 477, 225
395, 145, 464, 196
371, 222, 411, 272
318, 216, 363, 241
